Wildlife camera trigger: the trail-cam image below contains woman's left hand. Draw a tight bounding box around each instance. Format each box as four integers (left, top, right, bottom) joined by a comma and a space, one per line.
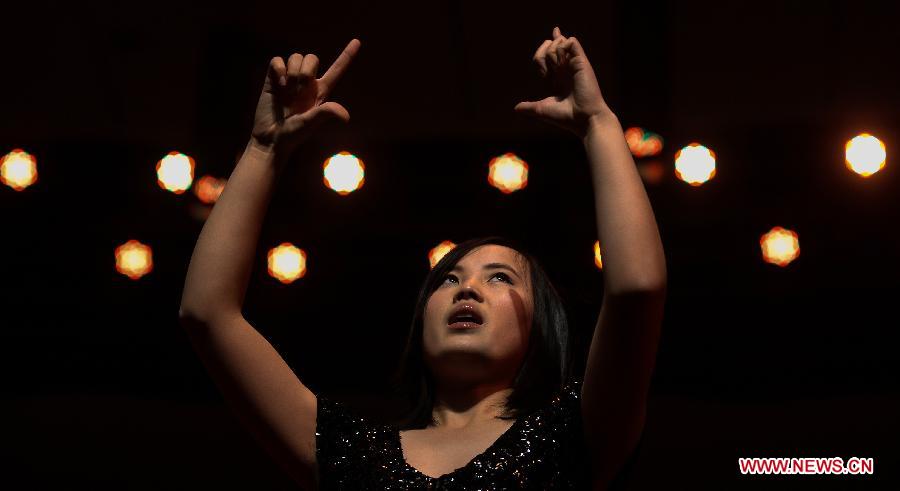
515, 27, 613, 138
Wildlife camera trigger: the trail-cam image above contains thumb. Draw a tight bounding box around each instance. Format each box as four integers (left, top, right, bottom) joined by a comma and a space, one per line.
283, 101, 350, 135
514, 100, 541, 116
312, 101, 351, 124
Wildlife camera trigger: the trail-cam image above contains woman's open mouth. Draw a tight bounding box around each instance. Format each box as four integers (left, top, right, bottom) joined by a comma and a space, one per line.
447, 308, 484, 329
448, 320, 482, 329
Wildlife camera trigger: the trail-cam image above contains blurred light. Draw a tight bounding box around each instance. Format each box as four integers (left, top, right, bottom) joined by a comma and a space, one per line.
323, 151, 365, 195
187, 202, 213, 222
637, 160, 665, 185
845, 133, 886, 177
194, 175, 226, 204
428, 240, 457, 269
1, 149, 38, 191
624, 127, 664, 157
674, 143, 716, 186
267, 243, 307, 283
157, 151, 195, 194
593, 241, 603, 270
760, 226, 800, 267
115, 240, 153, 280
488, 153, 529, 194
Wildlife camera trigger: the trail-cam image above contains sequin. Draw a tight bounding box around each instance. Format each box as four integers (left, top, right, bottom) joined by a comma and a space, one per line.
315, 378, 597, 489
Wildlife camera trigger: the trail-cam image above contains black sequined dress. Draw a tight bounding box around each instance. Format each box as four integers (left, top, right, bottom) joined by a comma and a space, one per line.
315, 378, 634, 489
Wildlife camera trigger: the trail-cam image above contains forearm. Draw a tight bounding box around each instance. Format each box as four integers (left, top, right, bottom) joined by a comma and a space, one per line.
582, 112, 667, 294
179, 139, 285, 322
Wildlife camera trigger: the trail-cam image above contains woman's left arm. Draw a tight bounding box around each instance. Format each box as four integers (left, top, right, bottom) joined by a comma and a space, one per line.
516, 27, 667, 488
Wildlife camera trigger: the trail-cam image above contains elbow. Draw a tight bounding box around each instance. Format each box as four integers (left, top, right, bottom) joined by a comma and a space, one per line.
605, 278, 667, 298
178, 306, 207, 329
178, 303, 240, 329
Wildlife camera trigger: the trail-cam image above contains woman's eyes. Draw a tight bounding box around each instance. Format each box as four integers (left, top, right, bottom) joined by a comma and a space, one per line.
492, 273, 513, 283
443, 273, 512, 284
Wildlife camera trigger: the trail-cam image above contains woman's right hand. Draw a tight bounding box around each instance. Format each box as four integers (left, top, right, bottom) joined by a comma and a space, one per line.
251, 39, 361, 155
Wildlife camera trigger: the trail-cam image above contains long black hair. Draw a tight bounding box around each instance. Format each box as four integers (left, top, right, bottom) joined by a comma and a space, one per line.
387, 236, 577, 430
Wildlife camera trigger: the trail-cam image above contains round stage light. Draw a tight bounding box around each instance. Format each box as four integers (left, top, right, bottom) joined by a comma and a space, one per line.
428, 240, 457, 269
323, 151, 365, 195
157, 151, 195, 194
1, 149, 38, 191
488, 153, 529, 194
115, 240, 153, 280
845, 133, 886, 177
674, 143, 716, 186
267, 243, 307, 284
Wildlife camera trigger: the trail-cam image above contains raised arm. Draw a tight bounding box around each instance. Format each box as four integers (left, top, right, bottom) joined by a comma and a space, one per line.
178, 39, 360, 491
515, 28, 666, 489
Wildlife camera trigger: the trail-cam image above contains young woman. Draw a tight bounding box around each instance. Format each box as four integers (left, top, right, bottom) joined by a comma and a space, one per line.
180, 27, 666, 490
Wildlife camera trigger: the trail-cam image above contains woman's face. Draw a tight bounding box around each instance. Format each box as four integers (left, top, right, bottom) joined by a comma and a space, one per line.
422, 245, 534, 386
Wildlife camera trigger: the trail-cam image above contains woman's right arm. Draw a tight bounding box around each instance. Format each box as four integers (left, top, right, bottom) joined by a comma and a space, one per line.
178, 39, 360, 491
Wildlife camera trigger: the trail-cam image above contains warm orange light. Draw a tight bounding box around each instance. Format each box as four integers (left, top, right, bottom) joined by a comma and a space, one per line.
428, 240, 457, 269
637, 160, 665, 185
624, 127, 664, 158
267, 243, 307, 283
593, 240, 603, 270
845, 133, 886, 177
674, 143, 716, 186
323, 151, 365, 195
156, 151, 195, 194
194, 175, 226, 204
760, 226, 800, 267
487, 153, 529, 194
115, 240, 153, 280
1, 149, 38, 191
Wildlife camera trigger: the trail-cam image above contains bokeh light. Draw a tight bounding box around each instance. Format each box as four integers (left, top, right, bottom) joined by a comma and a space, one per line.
845, 133, 886, 177
593, 241, 604, 270
428, 240, 457, 269
156, 151, 195, 194
624, 127, 664, 158
267, 243, 307, 284
194, 175, 227, 204
637, 160, 666, 185
115, 240, 153, 280
1, 149, 38, 191
323, 151, 365, 195
487, 153, 529, 194
674, 143, 716, 186
760, 226, 800, 267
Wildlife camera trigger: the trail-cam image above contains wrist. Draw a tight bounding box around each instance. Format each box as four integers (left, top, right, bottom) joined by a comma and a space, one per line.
581, 110, 620, 142
247, 136, 276, 157
245, 138, 289, 172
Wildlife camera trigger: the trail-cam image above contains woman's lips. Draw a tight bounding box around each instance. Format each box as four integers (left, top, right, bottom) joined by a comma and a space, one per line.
448, 321, 482, 329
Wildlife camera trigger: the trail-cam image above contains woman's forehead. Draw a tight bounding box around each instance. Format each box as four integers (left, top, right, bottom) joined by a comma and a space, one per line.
456, 245, 527, 272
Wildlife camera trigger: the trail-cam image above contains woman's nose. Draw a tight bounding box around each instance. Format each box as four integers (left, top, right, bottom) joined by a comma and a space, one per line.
454, 284, 482, 302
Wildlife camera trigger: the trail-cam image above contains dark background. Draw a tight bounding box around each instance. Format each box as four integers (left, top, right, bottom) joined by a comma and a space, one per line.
2, 0, 898, 488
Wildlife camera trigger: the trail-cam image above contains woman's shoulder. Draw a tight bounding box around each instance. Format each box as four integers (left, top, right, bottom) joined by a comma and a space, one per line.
558, 376, 583, 399
547, 376, 584, 414
315, 393, 399, 483
513, 376, 586, 442
315, 393, 386, 435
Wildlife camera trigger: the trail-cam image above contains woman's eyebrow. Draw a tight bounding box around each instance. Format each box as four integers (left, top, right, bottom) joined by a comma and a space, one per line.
452, 262, 522, 280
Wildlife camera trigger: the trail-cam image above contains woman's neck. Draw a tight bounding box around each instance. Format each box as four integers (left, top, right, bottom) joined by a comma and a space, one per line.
430, 384, 513, 429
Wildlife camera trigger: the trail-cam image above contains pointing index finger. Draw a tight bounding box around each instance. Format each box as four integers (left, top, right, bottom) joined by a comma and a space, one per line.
319, 39, 361, 91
